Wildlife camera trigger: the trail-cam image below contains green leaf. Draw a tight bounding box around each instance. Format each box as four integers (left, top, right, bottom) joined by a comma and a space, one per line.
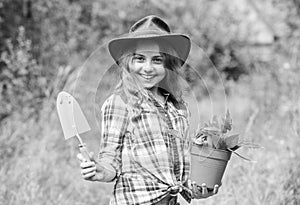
202, 126, 221, 133
224, 134, 240, 148
216, 138, 227, 149
222, 109, 232, 133
238, 141, 264, 149
194, 137, 204, 145
211, 134, 221, 149
211, 115, 220, 128
229, 145, 240, 151
227, 149, 256, 162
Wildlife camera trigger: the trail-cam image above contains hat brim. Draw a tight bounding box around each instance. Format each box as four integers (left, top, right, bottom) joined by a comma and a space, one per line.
108, 33, 191, 66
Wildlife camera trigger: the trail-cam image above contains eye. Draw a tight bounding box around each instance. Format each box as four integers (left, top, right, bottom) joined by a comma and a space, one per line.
153, 56, 163, 64
132, 55, 145, 63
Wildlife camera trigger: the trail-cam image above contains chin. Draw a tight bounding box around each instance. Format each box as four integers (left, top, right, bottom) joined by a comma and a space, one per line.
142, 83, 155, 89
144, 86, 154, 90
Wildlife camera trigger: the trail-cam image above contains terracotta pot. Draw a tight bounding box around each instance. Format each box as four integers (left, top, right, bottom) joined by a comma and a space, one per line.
190, 144, 232, 189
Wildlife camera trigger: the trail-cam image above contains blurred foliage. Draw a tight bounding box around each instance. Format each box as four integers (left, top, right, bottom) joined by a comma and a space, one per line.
283, 160, 300, 204
2, 0, 297, 112
0, 0, 264, 119
0, 27, 47, 121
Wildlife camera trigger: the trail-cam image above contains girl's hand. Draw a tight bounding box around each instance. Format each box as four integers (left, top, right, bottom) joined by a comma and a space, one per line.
187, 180, 219, 199
77, 152, 116, 182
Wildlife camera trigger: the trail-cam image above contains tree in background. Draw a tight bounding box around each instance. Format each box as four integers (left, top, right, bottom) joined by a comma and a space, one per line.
0, 0, 299, 124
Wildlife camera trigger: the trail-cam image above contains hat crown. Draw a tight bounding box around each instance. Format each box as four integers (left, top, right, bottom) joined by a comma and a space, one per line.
129, 15, 171, 34
108, 15, 191, 66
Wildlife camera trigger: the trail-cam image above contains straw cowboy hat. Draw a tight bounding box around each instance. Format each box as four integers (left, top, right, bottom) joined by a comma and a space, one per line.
108, 15, 191, 66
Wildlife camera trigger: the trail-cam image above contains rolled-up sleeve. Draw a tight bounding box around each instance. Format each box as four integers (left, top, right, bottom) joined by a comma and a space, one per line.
182, 103, 191, 183
98, 94, 129, 178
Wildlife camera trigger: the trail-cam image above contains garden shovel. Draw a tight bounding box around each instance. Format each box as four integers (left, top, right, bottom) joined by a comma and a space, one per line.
56, 91, 91, 162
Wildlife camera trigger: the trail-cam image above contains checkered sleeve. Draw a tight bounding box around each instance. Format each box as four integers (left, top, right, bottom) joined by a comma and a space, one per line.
182, 102, 191, 182
181, 138, 192, 203
181, 104, 193, 203
98, 94, 129, 179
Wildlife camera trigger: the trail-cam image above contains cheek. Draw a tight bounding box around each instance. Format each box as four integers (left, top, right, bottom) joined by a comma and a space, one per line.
128, 62, 138, 73
160, 68, 167, 78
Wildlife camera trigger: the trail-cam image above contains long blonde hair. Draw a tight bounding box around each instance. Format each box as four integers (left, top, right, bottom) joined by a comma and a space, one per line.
114, 40, 185, 110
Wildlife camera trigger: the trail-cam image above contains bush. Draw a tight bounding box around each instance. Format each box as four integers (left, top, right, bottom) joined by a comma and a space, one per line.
0, 26, 47, 122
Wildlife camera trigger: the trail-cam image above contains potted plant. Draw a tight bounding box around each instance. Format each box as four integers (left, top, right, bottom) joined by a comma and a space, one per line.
190, 110, 256, 190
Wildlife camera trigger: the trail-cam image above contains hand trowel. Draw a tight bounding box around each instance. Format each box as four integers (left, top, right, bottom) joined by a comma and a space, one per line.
56, 91, 92, 162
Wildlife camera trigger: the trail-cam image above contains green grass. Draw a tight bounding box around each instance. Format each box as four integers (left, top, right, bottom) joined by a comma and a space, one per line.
1, 70, 299, 205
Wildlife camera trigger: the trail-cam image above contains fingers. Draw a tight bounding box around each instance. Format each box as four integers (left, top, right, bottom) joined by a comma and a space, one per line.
213, 184, 219, 195
185, 181, 194, 198
192, 181, 200, 194
77, 152, 96, 163
81, 170, 96, 179
81, 166, 96, 174
77, 152, 103, 181
80, 161, 97, 180
81, 166, 96, 178
187, 179, 192, 190
88, 152, 95, 161
77, 153, 86, 162
80, 161, 96, 169
189, 182, 219, 199
201, 183, 208, 195
192, 181, 201, 199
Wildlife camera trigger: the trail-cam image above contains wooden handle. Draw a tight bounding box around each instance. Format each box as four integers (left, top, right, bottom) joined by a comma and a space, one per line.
79, 144, 91, 162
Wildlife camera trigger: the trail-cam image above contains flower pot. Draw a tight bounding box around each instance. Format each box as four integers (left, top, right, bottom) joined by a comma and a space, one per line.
190, 144, 232, 189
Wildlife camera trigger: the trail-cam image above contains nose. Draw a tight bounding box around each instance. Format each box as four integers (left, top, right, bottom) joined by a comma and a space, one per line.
143, 60, 154, 73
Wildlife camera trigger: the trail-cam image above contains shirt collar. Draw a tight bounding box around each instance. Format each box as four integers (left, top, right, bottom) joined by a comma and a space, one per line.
145, 88, 172, 105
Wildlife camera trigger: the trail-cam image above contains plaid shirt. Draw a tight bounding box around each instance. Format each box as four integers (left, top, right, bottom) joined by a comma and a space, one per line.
98, 92, 192, 205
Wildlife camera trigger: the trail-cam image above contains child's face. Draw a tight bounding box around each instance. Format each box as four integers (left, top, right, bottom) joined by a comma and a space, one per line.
128, 41, 166, 90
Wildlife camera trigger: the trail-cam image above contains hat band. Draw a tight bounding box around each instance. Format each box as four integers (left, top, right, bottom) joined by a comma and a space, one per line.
128, 29, 170, 38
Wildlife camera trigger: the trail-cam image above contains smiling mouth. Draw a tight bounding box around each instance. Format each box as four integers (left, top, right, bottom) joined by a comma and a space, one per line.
140, 74, 155, 80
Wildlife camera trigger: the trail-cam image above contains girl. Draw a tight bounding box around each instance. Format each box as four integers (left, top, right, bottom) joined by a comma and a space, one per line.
77, 15, 219, 205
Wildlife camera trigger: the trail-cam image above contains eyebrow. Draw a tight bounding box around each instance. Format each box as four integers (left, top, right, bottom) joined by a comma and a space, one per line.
133, 53, 163, 58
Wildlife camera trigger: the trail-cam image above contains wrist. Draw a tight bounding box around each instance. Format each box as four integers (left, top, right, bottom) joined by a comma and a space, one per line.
96, 161, 116, 182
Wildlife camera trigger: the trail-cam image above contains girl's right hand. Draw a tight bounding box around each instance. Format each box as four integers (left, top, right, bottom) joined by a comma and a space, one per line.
77, 152, 116, 182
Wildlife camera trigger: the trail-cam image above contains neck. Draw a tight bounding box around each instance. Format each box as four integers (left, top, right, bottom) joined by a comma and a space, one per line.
148, 86, 159, 97
148, 86, 166, 104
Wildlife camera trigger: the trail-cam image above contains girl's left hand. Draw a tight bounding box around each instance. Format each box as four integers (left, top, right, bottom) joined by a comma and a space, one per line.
186, 180, 219, 199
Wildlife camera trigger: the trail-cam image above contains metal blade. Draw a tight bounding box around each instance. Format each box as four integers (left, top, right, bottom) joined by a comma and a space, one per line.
56, 91, 91, 140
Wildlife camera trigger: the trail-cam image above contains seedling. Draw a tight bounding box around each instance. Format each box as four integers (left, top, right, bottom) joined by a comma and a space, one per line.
194, 110, 260, 161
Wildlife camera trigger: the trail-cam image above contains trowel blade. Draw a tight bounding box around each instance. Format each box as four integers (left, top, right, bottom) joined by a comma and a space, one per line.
56, 91, 91, 140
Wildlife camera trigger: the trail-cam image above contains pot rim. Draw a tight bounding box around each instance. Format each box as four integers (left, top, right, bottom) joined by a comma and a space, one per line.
191, 144, 232, 161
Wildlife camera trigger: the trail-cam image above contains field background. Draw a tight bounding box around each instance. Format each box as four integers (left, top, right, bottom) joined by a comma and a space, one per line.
1, 0, 300, 204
